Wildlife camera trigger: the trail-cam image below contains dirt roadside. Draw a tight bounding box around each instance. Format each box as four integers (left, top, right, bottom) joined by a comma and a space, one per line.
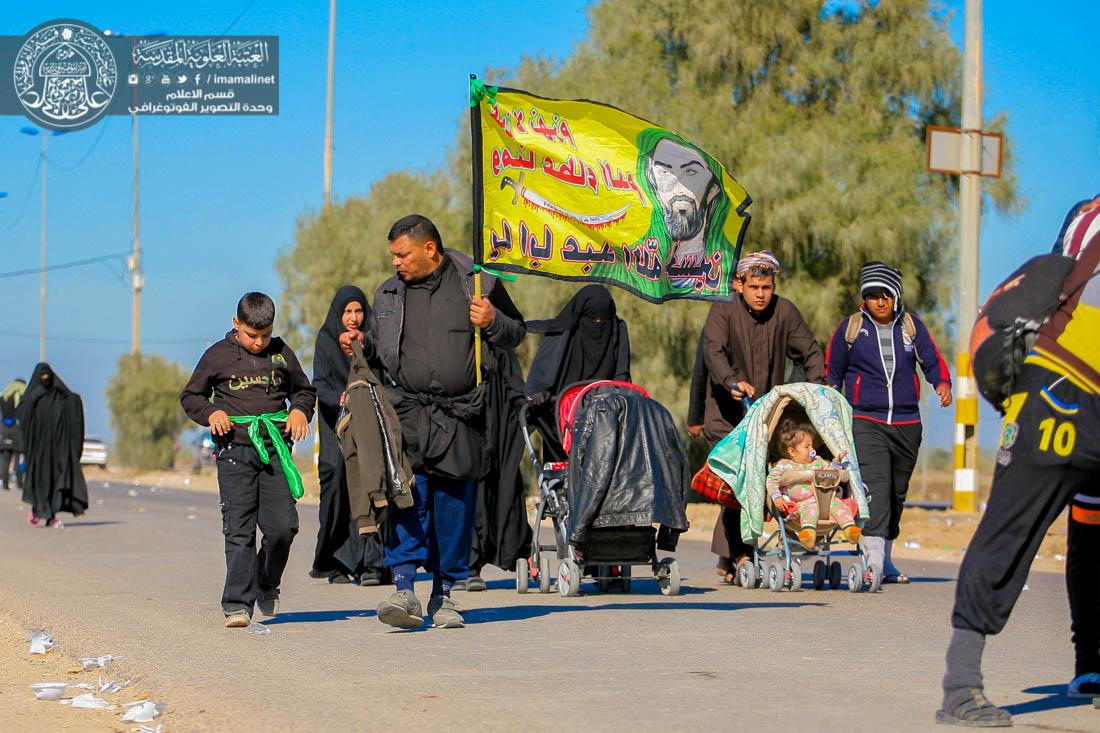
0, 607, 166, 732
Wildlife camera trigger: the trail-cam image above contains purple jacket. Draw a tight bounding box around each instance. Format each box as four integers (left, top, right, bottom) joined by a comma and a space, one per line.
826, 309, 951, 425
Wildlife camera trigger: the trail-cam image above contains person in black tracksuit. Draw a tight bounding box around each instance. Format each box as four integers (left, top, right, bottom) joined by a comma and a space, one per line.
826, 262, 953, 582
180, 292, 316, 628
936, 198, 1100, 726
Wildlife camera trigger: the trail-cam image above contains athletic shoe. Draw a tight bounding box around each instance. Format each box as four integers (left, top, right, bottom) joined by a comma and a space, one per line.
46, 518, 64, 529
935, 687, 1011, 727
377, 590, 424, 630
358, 573, 382, 587
27, 511, 40, 528
224, 612, 250, 629
463, 574, 487, 592
427, 595, 464, 629
1068, 672, 1100, 698
256, 589, 280, 617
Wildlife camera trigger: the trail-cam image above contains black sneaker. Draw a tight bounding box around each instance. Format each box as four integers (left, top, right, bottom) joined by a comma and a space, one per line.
358, 573, 382, 587
257, 589, 280, 617
377, 590, 424, 629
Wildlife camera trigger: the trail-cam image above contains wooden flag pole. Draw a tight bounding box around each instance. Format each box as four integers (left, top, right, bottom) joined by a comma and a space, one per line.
474, 272, 483, 385
470, 73, 484, 386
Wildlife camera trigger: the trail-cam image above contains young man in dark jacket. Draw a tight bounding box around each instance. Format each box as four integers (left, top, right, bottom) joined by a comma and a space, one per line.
826, 262, 951, 582
180, 292, 316, 628
342, 214, 525, 629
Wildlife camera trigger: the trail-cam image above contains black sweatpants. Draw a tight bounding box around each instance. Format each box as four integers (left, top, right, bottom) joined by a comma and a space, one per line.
952, 364, 1100, 637
216, 444, 299, 616
0, 450, 22, 489
1067, 492, 1100, 677
852, 419, 922, 540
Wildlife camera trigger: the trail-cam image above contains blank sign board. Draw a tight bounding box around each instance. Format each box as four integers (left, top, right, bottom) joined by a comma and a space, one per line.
926, 125, 1003, 178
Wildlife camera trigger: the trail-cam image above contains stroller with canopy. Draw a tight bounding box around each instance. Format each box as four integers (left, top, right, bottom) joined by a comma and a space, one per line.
706, 383, 881, 593
517, 380, 690, 596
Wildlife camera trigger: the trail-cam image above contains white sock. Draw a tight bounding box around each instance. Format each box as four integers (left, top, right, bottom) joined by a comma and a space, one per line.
864, 536, 885, 570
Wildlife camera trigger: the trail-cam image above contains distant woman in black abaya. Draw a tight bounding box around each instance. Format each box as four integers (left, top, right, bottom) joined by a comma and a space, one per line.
311, 285, 387, 585
524, 285, 631, 461
19, 364, 88, 528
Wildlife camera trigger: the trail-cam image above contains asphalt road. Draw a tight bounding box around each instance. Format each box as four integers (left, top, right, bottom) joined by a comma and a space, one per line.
0, 480, 1095, 732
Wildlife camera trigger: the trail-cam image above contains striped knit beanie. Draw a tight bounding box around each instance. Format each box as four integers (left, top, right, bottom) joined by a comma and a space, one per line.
859, 261, 903, 308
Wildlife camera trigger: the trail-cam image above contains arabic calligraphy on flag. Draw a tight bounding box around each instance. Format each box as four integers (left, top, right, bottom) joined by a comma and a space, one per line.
471, 81, 751, 303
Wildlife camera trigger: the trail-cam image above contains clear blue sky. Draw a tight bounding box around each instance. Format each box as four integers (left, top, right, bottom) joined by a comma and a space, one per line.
0, 1, 1096, 456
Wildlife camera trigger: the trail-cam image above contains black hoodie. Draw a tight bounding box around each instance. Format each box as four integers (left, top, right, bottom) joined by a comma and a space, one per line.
180, 330, 316, 446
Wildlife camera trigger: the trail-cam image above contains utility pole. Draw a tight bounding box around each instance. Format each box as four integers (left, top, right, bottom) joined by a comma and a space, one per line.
39, 133, 47, 363
953, 0, 982, 512
130, 111, 143, 354
322, 0, 336, 207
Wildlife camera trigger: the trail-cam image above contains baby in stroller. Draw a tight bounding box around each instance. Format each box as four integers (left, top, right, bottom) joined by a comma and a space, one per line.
766, 419, 861, 549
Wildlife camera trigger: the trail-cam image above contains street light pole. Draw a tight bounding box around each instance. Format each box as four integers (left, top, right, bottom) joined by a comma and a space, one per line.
131, 111, 142, 354
322, 0, 336, 207
953, 0, 982, 512
39, 133, 47, 363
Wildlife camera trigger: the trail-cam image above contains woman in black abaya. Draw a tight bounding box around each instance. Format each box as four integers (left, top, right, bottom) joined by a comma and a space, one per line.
19, 364, 88, 527
311, 285, 387, 585
524, 285, 631, 461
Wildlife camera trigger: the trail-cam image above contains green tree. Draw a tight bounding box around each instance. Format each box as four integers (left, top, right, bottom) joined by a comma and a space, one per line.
279, 0, 1021, 425
106, 353, 191, 470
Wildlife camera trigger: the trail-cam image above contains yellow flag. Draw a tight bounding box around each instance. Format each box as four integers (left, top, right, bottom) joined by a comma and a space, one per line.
471, 80, 751, 303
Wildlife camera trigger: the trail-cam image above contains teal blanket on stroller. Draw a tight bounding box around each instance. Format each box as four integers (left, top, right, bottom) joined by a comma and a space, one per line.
706, 383, 869, 543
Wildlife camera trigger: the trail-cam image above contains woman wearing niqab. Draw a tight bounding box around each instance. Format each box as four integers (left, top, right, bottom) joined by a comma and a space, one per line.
19, 364, 88, 527
524, 285, 631, 461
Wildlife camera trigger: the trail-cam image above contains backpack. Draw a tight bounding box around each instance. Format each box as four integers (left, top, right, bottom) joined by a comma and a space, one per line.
844, 312, 921, 365
968, 254, 1077, 412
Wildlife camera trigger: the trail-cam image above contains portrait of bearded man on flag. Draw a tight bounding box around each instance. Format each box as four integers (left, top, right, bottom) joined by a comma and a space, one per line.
637, 128, 737, 290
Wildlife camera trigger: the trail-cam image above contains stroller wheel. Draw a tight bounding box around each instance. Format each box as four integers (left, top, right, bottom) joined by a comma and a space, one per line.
828, 561, 843, 590
538, 556, 551, 594
558, 559, 581, 597
847, 563, 864, 593
516, 558, 530, 594
789, 559, 802, 592
657, 559, 681, 596
768, 563, 783, 592
867, 564, 882, 593
812, 560, 826, 590
738, 561, 757, 589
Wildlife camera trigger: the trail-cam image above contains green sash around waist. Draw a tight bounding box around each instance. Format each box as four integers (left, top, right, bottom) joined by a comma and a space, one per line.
228, 411, 304, 499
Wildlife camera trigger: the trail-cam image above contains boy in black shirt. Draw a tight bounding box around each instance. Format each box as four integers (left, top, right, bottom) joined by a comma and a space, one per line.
181, 292, 316, 628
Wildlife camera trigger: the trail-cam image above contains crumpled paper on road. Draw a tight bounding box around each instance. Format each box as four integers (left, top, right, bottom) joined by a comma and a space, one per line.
121, 700, 166, 723
79, 654, 121, 670
28, 630, 54, 655
61, 693, 110, 709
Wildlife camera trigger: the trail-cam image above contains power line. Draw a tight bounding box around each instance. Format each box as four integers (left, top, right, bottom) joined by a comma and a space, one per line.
221, 0, 259, 34
0, 155, 42, 233
0, 252, 129, 280
0, 327, 210, 347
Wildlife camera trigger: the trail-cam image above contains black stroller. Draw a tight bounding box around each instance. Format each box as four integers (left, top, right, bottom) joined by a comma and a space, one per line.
517, 380, 689, 597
